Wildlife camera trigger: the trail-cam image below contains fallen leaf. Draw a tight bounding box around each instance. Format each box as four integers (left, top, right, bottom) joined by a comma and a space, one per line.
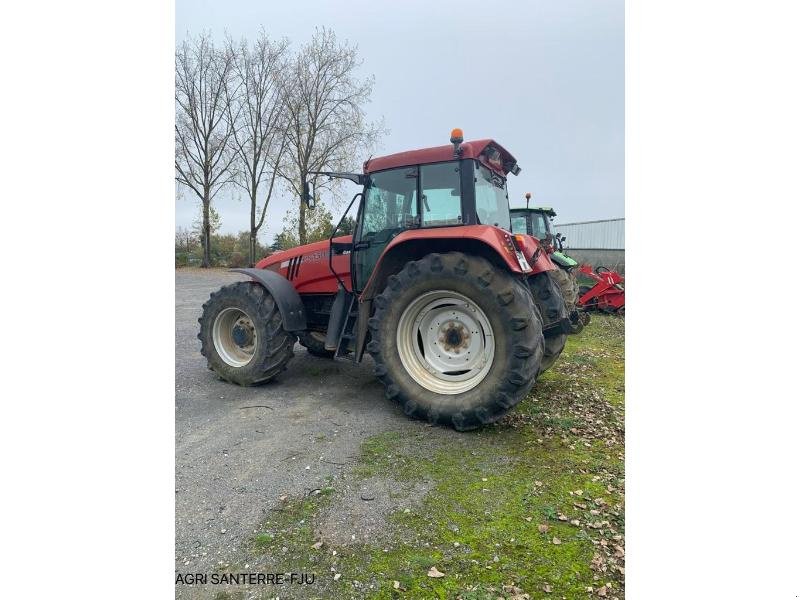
558, 514, 568, 521
427, 566, 445, 578
392, 581, 400, 590
552, 537, 562, 545
543, 583, 552, 593
538, 523, 549, 533
598, 585, 607, 597
311, 541, 323, 550
570, 519, 581, 526
333, 573, 341, 581
525, 516, 533, 522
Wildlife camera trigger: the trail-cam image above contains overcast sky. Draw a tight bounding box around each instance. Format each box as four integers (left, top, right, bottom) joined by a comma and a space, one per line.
176, 0, 623, 243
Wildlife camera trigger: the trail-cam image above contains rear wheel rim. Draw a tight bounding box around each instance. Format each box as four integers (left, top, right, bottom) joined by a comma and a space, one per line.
396, 290, 495, 395
212, 307, 257, 367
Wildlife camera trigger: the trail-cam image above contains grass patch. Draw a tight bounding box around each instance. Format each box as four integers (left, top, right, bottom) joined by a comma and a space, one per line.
249, 314, 624, 599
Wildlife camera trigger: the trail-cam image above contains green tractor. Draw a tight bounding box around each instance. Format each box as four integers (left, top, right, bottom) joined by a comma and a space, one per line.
510, 197, 587, 333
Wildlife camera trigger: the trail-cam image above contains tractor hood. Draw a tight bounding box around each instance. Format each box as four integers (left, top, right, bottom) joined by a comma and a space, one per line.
254, 236, 354, 294
255, 237, 351, 270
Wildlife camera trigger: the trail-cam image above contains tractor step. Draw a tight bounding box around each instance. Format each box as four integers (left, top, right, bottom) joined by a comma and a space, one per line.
324, 286, 351, 351
335, 296, 359, 360
323, 285, 359, 360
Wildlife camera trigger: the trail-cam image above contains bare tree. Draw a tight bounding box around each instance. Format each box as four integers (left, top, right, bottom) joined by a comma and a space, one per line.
175, 33, 237, 267
278, 27, 383, 245
226, 31, 290, 266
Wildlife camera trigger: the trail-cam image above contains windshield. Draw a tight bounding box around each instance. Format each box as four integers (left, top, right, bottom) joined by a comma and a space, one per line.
510, 215, 528, 234
474, 163, 510, 229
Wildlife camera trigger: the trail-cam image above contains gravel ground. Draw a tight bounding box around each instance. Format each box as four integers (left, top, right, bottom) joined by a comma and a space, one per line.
175, 268, 422, 596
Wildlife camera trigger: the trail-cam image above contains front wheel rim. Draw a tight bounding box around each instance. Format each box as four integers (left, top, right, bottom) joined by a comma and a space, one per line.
396, 290, 495, 395
212, 307, 258, 367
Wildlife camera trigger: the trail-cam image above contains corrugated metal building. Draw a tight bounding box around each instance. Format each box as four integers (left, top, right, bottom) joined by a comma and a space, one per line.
553, 218, 625, 273
553, 218, 625, 249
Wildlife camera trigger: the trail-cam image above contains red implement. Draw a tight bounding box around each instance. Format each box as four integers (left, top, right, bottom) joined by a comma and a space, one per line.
577, 265, 625, 315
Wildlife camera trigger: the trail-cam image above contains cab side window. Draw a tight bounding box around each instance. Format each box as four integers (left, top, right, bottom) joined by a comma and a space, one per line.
361, 167, 418, 241
420, 162, 461, 226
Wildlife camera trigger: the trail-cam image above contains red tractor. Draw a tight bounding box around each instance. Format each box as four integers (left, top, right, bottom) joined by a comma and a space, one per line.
198, 130, 572, 430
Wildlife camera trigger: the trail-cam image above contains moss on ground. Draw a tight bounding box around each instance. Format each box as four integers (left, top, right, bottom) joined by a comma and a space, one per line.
248, 314, 625, 599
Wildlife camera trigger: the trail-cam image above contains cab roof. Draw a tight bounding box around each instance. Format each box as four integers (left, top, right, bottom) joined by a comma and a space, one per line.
364, 139, 519, 176
510, 206, 557, 217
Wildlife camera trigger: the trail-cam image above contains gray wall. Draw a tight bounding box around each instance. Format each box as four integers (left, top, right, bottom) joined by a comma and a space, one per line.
563, 249, 625, 275
554, 218, 624, 249
553, 218, 624, 274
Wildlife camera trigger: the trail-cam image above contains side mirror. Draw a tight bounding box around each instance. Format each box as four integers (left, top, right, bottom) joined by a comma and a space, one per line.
302, 181, 316, 210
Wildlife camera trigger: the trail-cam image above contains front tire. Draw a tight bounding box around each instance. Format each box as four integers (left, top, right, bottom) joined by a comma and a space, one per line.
367, 252, 544, 431
198, 282, 296, 385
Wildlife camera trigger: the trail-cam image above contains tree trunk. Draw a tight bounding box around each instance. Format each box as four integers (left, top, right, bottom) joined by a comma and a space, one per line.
202, 195, 211, 268
249, 194, 257, 267
299, 200, 307, 246
298, 173, 308, 246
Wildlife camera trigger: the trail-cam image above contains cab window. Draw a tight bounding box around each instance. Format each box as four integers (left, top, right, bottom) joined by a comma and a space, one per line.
420, 162, 461, 226
510, 215, 528, 234
360, 167, 418, 240
530, 214, 548, 239
474, 163, 510, 229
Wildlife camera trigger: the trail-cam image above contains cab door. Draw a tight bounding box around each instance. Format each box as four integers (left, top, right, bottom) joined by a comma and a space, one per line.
351, 167, 419, 292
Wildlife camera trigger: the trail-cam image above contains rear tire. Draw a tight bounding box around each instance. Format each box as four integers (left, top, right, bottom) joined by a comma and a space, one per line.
550, 266, 583, 333
527, 271, 569, 373
551, 266, 579, 311
368, 252, 544, 431
298, 331, 335, 358
198, 282, 296, 385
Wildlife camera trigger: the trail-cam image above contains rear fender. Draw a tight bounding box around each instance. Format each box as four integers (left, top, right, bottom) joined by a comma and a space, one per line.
230, 268, 307, 332
512, 233, 557, 274
359, 226, 525, 300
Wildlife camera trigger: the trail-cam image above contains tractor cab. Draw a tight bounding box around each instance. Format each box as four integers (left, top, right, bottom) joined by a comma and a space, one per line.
510, 205, 556, 240
509, 203, 578, 270
305, 129, 532, 296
